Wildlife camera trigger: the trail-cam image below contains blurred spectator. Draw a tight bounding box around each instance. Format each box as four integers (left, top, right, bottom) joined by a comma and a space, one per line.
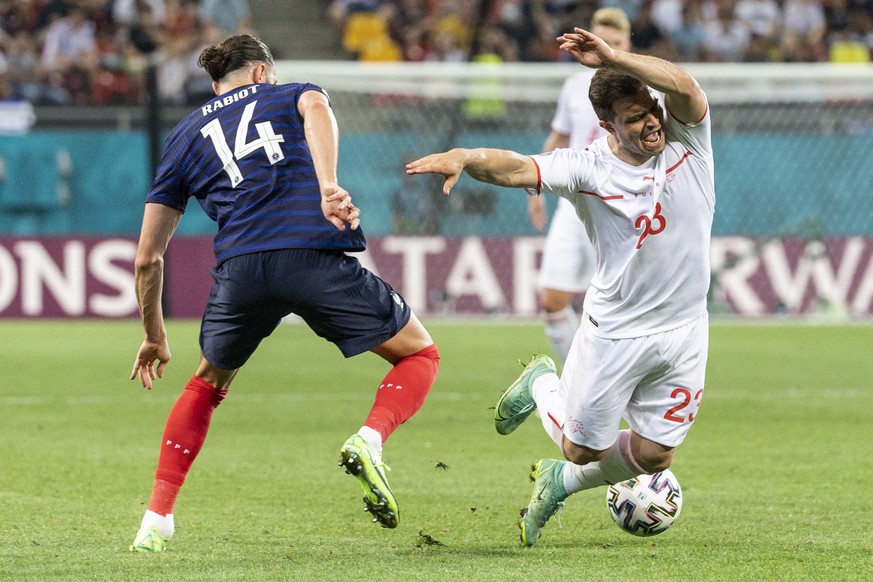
631, 0, 678, 59
127, 1, 164, 55
426, 28, 466, 61
397, 26, 428, 61
650, 0, 683, 36
385, 0, 430, 60
823, 0, 851, 34
734, 0, 782, 60
5, 31, 69, 103
524, 0, 563, 61
827, 6, 872, 62
430, 0, 476, 54
735, 0, 781, 38
328, 0, 382, 32
40, 2, 99, 103
162, 0, 198, 39
858, 8, 873, 56
671, 1, 707, 61
113, 0, 165, 26
341, 7, 399, 60
156, 35, 194, 103
199, 0, 251, 35
179, 19, 220, 101
782, 0, 827, 61
600, 0, 644, 23
35, 0, 69, 32
473, 20, 519, 62
828, 31, 871, 61
489, 0, 537, 60
702, 0, 752, 61
1, 0, 38, 37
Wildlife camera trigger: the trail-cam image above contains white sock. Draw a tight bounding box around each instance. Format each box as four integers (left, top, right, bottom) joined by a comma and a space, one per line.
358, 426, 383, 455
563, 430, 644, 494
530, 373, 564, 448
544, 305, 578, 365
141, 509, 174, 539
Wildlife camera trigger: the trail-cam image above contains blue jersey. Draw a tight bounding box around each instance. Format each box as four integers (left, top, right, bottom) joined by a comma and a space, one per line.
146, 82, 367, 264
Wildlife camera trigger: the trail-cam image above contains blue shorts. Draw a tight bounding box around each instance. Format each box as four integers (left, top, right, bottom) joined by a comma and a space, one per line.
199, 249, 412, 369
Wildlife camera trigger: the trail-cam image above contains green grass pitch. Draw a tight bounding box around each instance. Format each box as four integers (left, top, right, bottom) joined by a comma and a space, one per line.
1, 319, 871, 580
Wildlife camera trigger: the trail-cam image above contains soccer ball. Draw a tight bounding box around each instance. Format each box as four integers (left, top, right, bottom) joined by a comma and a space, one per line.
605, 469, 683, 537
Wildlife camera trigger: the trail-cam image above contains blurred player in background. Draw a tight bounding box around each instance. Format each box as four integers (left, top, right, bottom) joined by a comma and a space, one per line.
129, 34, 440, 552
407, 27, 713, 546
529, 7, 632, 365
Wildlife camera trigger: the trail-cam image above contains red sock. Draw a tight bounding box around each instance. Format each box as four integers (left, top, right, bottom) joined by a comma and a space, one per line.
147, 375, 227, 516
364, 344, 440, 443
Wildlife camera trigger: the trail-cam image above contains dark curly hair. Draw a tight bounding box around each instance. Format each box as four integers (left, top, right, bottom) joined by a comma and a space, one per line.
198, 35, 275, 82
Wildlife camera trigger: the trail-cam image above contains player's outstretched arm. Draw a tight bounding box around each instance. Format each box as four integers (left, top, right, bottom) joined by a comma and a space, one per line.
558, 27, 707, 124
406, 148, 538, 195
130, 202, 181, 389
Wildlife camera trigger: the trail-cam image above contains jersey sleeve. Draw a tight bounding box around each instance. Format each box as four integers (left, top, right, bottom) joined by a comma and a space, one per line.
664, 92, 712, 160
145, 130, 191, 212
530, 148, 594, 198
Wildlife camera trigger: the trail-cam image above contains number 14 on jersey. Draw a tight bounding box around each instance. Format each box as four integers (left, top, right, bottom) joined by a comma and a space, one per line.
200, 100, 285, 187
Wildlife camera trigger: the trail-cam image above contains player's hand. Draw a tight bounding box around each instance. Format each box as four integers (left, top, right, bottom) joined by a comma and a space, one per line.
130, 338, 171, 389
528, 195, 547, 231
558, 27, 616, 68
321, 182, 361, 231
405, 150, 465, 195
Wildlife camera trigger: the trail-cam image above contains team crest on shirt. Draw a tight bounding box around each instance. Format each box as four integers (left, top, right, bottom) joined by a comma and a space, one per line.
566, 416, 587, 438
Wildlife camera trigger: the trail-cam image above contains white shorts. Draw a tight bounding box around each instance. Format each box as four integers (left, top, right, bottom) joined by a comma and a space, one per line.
537, 197, 595, 292
560, 313, 708, 450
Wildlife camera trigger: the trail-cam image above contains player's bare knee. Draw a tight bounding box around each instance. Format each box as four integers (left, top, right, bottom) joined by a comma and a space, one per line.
636, 449, 674, 474
562, 439, 605, 465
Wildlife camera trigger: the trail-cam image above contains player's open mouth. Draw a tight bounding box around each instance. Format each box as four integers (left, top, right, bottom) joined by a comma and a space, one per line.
642, 129, 662, 149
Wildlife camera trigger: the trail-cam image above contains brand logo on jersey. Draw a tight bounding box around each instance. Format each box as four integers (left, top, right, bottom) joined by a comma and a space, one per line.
566, 416, 587, 438
391, 291, 404, 307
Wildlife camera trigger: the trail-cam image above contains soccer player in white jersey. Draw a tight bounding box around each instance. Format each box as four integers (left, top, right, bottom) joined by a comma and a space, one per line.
406, 26, 713, 546
529, 7, 632, 365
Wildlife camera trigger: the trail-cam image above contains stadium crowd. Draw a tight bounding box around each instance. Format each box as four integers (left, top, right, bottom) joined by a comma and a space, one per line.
1, 0, 872, 105
334, 0, 873, 64
0, 0, 253, 105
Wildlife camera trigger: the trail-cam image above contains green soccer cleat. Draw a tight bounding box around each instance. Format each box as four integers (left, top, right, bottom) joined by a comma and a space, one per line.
129, 526, 169, 553
339, 435, 399, 528
494, 354, 557, 435
520, 459, 569, 547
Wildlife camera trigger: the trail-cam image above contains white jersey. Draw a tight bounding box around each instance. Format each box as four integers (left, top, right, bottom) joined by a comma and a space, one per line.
551, 70, 608, 148
531, 102, 715, 339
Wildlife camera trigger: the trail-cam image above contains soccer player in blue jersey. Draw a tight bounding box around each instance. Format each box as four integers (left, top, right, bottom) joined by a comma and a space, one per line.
128, 35, 440, 552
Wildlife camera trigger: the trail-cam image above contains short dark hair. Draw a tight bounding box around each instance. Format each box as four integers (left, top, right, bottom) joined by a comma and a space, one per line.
588, 68, 648, 122
198, 35, 275, 82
